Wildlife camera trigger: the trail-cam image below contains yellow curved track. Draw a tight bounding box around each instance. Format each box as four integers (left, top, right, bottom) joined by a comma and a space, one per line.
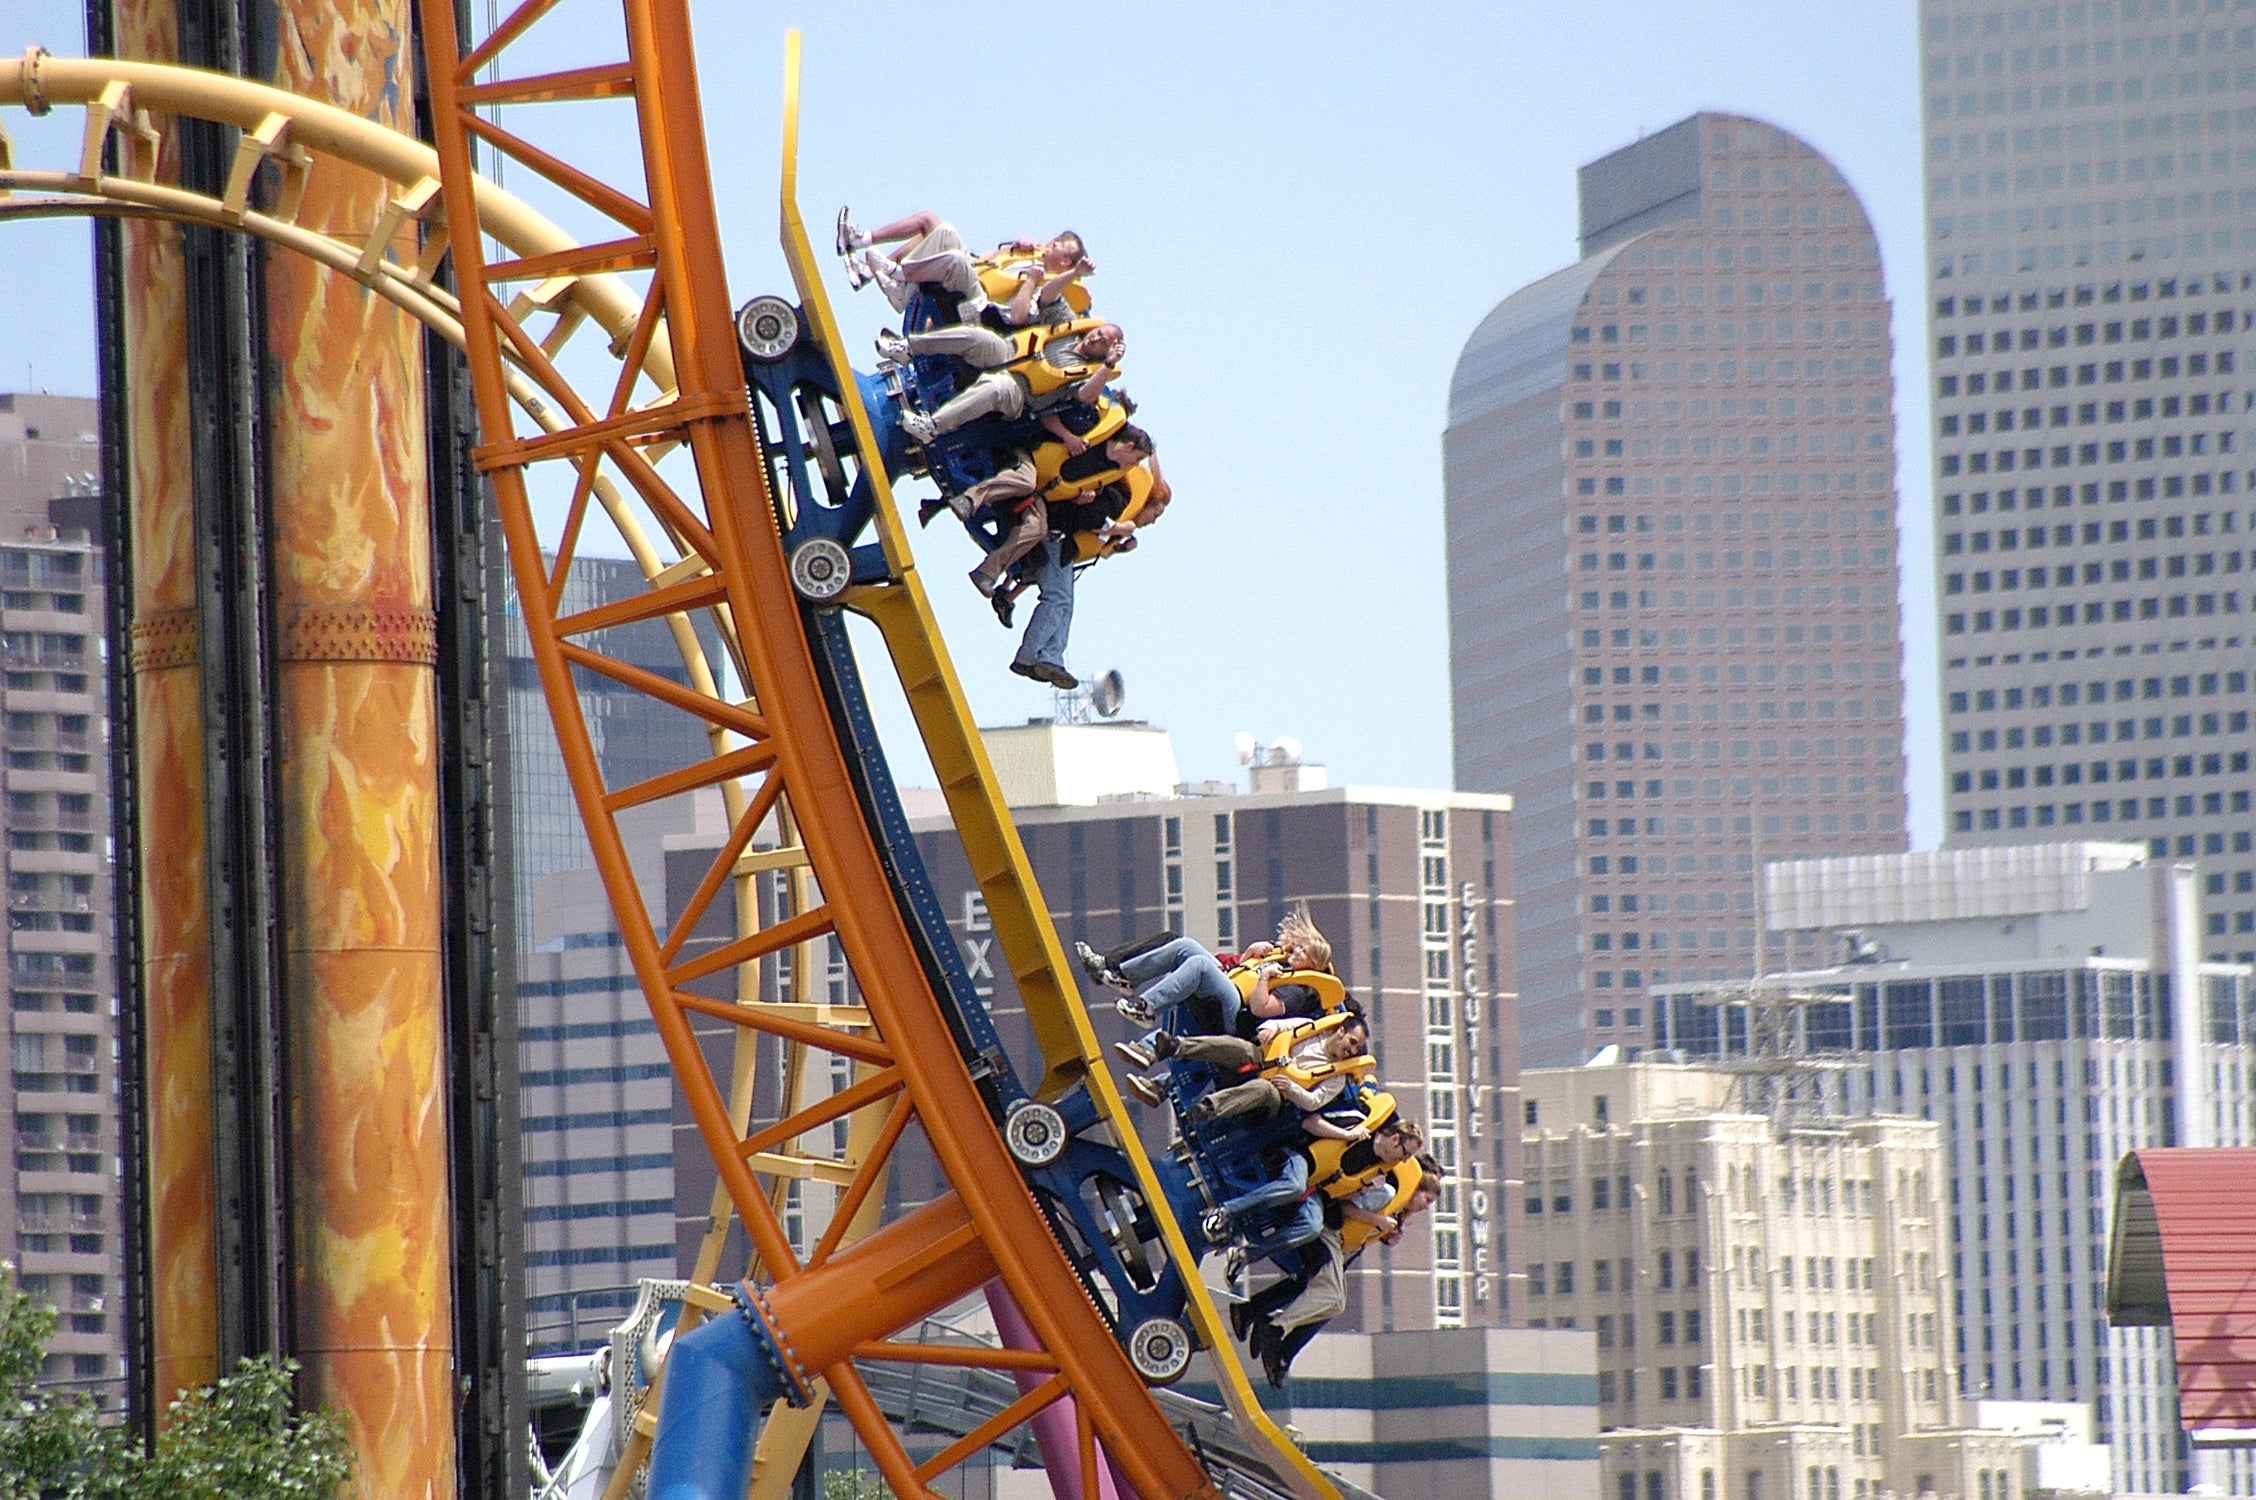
1, 19, 1345, 1500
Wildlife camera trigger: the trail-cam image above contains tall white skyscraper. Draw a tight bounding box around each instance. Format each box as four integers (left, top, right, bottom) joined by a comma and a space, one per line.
1919, 0, 2256, 969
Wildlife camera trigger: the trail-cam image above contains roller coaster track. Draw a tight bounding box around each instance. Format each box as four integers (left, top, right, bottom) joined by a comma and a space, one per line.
0, 12, 1348, 1500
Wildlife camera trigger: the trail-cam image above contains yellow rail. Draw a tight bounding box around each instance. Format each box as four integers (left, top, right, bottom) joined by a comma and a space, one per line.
774, 34, 1345, 1500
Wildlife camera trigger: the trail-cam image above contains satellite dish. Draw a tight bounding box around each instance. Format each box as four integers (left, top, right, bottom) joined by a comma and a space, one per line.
1090, 669, 1126, 719
1273, 736, 1302, 763
1233, 731, 1256, 765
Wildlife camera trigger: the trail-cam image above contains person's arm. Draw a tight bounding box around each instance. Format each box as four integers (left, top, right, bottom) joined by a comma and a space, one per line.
1240, 940, 1277, 961
1253, 1017, 1287, 1047
1038, 412, 1088, 455
1073, 363, 1117, 405
1342, 1204, 1399, 1233
1002, 267, 1044, 326
1036, 261, 1091, 308
1246, 963, 1286, 1018
1300, 1114, 1370, 1142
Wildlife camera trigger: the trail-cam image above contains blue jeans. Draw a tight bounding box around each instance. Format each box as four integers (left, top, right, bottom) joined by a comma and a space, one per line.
1222, 1151, 1322, 1248
1011, 541, 1074, 672
1118, 936, 1241, 1037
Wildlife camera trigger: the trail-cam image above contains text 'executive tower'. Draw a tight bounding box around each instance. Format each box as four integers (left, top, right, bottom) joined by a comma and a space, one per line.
1447, 114, 1910, 1069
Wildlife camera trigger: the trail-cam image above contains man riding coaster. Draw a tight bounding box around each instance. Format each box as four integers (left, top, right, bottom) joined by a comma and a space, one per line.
838, 209, 1093, 328
950, 423, 1156, 603
992, 466, 1166, 689
1236, 1152, 1445, 1387
876, 318, 1125, 447
1111, 1007, 1374, 1116
1199, 1105, 1423, 1256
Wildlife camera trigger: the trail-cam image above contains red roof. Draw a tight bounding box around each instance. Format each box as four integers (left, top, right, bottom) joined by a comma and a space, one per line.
2108, 1148, 2256, 1434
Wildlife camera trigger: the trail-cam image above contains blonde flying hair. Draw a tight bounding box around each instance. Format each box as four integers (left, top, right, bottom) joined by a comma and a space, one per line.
1275, 902, 1332, 971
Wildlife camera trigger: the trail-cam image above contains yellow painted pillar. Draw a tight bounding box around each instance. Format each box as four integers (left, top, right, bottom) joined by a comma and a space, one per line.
262, 2, 455, 1494
111, 0, 221, 1412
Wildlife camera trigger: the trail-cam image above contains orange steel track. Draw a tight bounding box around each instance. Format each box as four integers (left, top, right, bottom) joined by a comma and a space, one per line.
415, 4, 1226, 1498
0, 7, 1348, 1496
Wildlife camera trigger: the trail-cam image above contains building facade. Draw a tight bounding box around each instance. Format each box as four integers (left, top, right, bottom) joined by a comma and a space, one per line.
503, 554, 719, 949
1520, 1061, 2018, 1500
0, 393, 124, 1407
1918, 0, 2256, 968
1447, 113, 1910, 1071
1650, 843, 2256, 1495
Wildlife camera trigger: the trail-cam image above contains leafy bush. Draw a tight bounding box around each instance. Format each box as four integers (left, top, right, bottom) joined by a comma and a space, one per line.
0, 1265, 356, 1500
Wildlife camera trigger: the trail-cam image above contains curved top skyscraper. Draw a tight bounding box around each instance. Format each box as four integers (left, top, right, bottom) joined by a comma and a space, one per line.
1446, 112, 1910, 1068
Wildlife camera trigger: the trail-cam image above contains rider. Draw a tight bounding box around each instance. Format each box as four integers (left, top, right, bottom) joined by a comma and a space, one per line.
998, 465, 1167, 689
1204, 1112, 1421, 1254
1242, 1155, 1446, 1387
1110, 1010, 1371, 1115
838, 209, 1089, 326
963, 425, 1155, 601
878, 320, 1124, 445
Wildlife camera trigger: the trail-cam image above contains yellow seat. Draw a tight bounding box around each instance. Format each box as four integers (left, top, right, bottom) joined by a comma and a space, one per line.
1339, 1157, 1426, 1254
1304, 1091, 1399, 1203
1257, 1011, 1375, 1092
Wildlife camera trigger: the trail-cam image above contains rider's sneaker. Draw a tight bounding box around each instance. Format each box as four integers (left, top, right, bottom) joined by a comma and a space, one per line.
1077, 941, 1136, 994
1199, 1207, 1232, 1242
1149, 1032, 1180, 1061
991, 592, 1016, 629
1114, 995, 1155, 1026
835, 207, 868, 255
917, 499, 947, 529
874, 328, 911, 364
898, 411, 937, 444
1114, 1039, 1156, 1070
1123, 1073, 1167, 1108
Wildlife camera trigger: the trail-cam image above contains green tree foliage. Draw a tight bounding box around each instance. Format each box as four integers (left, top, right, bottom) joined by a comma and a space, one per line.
0, 1265, 356, 1500
821, 1468, 891, 1500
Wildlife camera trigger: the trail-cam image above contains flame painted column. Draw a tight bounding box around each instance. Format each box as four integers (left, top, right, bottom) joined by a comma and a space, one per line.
260, 2, 455, 1493
108, 0, 220, 1413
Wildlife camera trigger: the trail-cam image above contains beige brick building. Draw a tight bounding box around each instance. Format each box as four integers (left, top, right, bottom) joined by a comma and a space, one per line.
1522, 1061, 2025, 1500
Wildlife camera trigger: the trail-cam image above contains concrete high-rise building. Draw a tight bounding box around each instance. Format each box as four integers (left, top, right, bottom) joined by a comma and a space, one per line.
1447, 114, 1910, 1072
1519, 1060, 2044, 1500
1918, 2, 2256, 967
1648, 843, 2256, 1495
0, 393, 124, 1407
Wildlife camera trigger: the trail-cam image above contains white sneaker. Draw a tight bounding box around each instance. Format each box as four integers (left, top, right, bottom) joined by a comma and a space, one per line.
835, 206, 868, 255
1115, 996, 1155, 1026
1115, 1039, 1156, 1070
843, 249, 871, 291
898, 410, 937, 445
874, 328, 911, 364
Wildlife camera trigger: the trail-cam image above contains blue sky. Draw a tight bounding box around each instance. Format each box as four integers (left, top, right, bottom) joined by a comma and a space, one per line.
0, 1, 1942, 845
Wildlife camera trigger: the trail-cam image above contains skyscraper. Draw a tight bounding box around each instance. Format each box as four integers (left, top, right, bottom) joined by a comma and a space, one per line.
1447, 114, 1911, 1071
1919, 1, 2256, 967
0, 393, 124, 1407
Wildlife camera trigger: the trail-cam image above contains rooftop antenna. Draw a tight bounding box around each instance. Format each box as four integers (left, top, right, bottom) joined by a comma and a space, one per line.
1054, 668, 1125, 725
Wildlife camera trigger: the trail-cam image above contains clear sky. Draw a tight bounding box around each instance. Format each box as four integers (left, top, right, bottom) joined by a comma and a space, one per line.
0, 1, 1942, 846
